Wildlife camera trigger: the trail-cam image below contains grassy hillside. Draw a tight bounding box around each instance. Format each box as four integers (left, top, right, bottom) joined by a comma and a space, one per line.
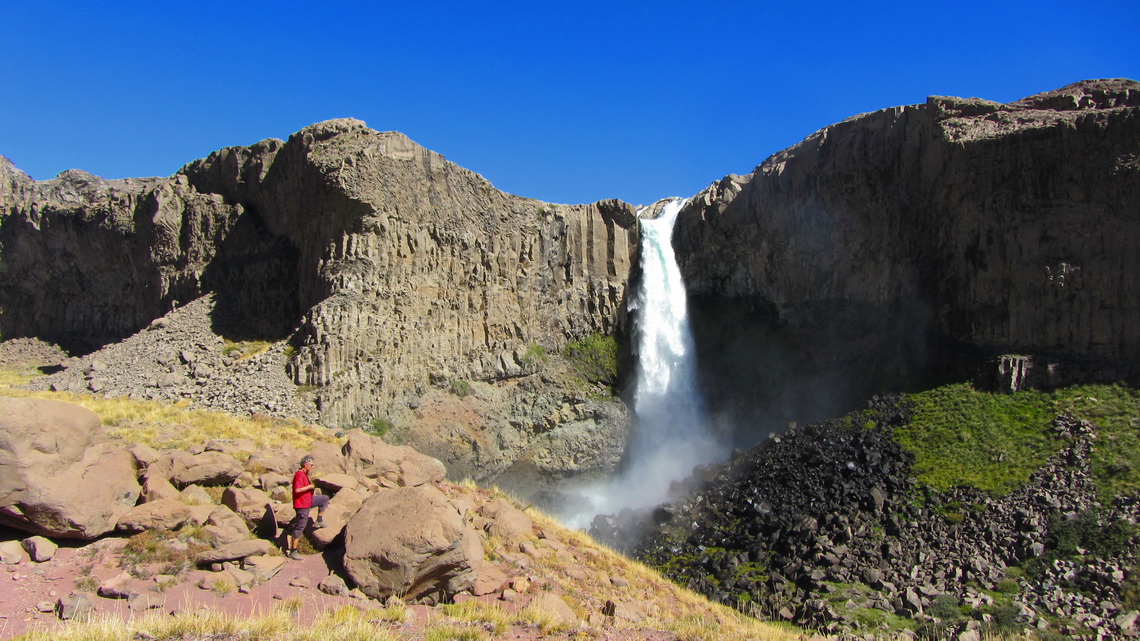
899, 382, 1140, 499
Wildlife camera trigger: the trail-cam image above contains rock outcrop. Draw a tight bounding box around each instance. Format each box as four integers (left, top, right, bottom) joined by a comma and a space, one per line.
0, 398, 140, 539
0, 120, 638, 427
673, 79, 1140, 438
0, 121, 639, 495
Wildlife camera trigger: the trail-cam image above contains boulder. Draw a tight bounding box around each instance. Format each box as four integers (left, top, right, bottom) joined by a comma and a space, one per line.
525, 593, 580, 627
144, 449, 196, 483
196, 539, 272, 564
0, 398, 140, 539
309, 487, 366, 550
340, 430, 447, 487
117, 499, 193, 533
128, 443, 159, 470
479, 498, 533, 545
243, 555, 286, 582
0, 539, 28, 564
185, 504, 217, 525
343, 485, 483, 600
221, 486, 274, 525
314, 473, 360, 494
181, 484, 215, 506
318, 574, 350, 596
57, 592, 93, 621
22, 535, 57, 562
142, 476, 181, 503
170, 452, 243, 487
472, 564, 508, 596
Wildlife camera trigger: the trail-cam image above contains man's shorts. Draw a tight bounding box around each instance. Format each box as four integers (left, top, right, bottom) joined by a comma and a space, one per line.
289, 493, 329, 538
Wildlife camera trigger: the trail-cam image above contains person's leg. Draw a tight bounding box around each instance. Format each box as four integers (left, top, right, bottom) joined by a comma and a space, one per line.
288, 508, 310, 558
312, 494, 330, 527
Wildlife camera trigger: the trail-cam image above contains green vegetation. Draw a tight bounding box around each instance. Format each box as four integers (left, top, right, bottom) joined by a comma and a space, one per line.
520, 343, 549, 369
898, 382, 1140, 498
1044, 508, 1136, 559
899, 383, 1060, 495
450, 379, 474, 398
1058, 384, 1140, 499
564, 333, 619, 386
365, 417, 395, 438
119, 525, 213, 579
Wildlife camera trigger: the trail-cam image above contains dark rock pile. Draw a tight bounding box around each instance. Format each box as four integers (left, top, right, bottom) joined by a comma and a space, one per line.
596, 397, 1140, 639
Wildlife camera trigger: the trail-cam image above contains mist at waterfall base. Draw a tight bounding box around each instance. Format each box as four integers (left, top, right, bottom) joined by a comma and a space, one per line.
562, 198, 728, 529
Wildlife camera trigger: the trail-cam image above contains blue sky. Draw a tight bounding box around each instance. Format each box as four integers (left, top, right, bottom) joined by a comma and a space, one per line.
2, 1, 1137, 206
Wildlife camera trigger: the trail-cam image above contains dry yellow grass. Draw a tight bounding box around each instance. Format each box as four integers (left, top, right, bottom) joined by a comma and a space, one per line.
0, 373, 331, 451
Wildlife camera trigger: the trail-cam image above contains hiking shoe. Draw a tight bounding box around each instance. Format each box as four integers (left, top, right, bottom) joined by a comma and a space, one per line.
288, 550, 302, 561
312, 521, 326, 530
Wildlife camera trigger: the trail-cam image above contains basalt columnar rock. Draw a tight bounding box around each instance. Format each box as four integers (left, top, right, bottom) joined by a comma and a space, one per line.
673, 79, 1140, 437
0, 119, 638, 493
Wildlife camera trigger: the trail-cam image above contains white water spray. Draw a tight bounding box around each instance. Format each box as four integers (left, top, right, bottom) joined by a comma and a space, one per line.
564, 198, 725, 526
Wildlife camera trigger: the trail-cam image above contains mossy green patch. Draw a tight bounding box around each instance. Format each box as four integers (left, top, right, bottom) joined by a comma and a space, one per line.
898, 383, 1060, 495
564, 333, 619, 386
898, 382, 1140, 499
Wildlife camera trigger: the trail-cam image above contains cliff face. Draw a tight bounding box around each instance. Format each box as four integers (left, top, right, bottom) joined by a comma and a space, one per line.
673, 79, 1140, 438
0, 121, 639, 491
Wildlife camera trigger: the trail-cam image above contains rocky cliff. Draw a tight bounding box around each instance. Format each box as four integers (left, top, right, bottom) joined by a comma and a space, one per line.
673, 79, 1140, 440
0, 120, 639, 493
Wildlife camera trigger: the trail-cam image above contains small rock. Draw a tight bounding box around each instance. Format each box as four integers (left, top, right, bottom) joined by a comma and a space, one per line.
21, 536, 57, 562
97, 571, 134, 599
0, 540, 29, 565
318, 574, 349, 597
57, 593, 93, 621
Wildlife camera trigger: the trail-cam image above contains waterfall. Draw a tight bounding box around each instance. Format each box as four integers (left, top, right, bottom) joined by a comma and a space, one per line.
564, 197, 725, 526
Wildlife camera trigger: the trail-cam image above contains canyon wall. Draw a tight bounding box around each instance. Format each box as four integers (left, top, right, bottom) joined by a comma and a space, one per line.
0, 121, 639, 490
673, 79, 1140, 440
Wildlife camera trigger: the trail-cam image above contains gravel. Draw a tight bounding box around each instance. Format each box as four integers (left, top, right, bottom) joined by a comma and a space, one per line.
16, 294, 318, 422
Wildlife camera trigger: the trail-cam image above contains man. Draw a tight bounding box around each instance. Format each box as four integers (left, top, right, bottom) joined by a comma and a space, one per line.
286, 454, 329, 560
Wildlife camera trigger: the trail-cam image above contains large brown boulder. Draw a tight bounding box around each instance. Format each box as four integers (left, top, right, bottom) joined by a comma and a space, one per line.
116, 499, 192, 533
0, 398, 140, 539
343, 485, 483, 601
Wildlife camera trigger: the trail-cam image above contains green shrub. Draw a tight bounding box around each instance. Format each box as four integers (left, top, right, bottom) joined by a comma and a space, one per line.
1047, 509, 1136, 558
451, 380, 474, 398
564, 333, 618, 385
926, 594, 962, 621
367, 418, 394, 438
994, 578, 1020, 594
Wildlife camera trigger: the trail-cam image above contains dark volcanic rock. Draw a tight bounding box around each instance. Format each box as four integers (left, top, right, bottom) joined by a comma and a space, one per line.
618, 397, 1139, 638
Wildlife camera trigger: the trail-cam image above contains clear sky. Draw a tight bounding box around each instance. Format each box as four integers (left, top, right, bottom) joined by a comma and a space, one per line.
2, 1, 1137, 206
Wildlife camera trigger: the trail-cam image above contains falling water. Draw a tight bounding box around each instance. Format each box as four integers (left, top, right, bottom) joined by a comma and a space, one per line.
564, 197, 725, 526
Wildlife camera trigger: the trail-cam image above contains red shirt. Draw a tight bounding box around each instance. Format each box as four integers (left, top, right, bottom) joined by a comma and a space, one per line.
293, 468, 313, 509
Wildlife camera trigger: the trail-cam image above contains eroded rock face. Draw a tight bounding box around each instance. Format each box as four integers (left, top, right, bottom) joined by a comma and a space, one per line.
0, 120, 638, 493
0, 398, 140, 539
0, 121, 638, 432
672, 79, 1140, 438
